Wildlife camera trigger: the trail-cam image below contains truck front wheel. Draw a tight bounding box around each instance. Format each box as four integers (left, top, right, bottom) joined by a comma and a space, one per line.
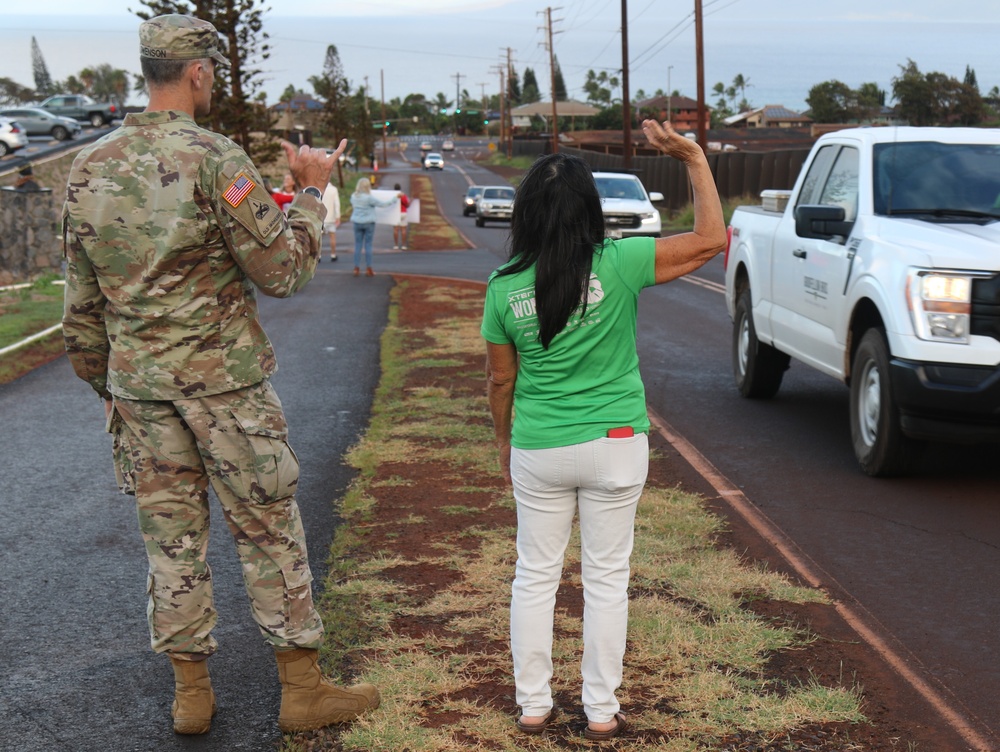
849, 328, 922, 476
733, 287, 789, 398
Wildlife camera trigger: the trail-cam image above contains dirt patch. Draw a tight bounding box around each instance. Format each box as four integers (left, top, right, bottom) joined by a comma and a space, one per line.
405, 174, 471, 252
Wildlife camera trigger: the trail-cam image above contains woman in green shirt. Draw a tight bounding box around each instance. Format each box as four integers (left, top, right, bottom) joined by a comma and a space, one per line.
482, 119, 726, 740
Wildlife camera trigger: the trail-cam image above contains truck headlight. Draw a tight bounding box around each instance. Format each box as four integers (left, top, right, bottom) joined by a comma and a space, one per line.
907, 271, 975, 343
640, 211, 658, 223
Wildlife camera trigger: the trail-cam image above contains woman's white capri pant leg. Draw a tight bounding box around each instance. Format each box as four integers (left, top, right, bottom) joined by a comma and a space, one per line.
509, 433, 648, 723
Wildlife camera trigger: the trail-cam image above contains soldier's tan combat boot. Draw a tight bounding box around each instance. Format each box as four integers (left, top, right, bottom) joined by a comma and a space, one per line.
274, 648, 380, 732
169, 656, 216, 734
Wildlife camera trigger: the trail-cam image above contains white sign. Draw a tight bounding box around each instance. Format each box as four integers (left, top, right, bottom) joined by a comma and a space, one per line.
406, 198, 420, 224
371, 189, 401, 225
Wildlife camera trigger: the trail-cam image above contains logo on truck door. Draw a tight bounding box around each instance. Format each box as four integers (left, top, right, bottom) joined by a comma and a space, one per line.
804, 275, 828, 301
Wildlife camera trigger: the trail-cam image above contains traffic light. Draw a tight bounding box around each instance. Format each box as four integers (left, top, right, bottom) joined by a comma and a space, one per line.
384, 121, 390, 127
484, 119, 490, 125
455, 108, 462, 114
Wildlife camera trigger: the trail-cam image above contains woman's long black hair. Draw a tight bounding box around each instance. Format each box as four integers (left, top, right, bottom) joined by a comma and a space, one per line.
496, 153, 606, 349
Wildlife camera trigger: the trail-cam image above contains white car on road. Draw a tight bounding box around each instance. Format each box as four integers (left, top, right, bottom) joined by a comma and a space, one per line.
593, 171, 663, 238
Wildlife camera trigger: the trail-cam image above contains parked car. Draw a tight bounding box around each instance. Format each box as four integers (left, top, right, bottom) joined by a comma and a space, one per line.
475, 185, 515, 227
0, 107, 81, 141
592, 171, 663, 238
442, 139, 455, 151
38, 94, 119, 127
0, 117, 29, 157
423, 152, 444, 170
462, 185, 484, 216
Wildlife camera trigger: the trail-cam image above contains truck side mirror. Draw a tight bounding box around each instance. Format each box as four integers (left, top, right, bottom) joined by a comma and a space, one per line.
794, 204, 853, 241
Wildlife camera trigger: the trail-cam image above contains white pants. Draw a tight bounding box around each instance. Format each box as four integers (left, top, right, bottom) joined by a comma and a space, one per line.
509, 433, 649, 723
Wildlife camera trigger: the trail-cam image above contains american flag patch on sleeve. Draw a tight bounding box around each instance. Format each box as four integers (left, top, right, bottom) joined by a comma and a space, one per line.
223, 174, 256, 207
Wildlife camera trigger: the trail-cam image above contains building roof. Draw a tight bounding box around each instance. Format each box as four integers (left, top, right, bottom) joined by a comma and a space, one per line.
271, 95, 325, 112
724, 104, 811, 126
511, 99, 601, 117
635, 94, 702, 111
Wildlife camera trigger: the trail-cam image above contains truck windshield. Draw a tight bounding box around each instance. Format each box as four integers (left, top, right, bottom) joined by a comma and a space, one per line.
595, 177, 645, 201
873, 141, 1000, 221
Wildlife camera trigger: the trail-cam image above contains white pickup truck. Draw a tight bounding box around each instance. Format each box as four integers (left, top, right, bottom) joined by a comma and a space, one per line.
724, 127, 1000, 476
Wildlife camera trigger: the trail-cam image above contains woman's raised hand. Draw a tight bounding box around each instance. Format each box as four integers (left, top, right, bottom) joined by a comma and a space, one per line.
641, 119, 703, 164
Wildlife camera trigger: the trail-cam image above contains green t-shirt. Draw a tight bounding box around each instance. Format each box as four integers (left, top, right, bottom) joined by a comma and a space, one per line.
481, 236, 657, 449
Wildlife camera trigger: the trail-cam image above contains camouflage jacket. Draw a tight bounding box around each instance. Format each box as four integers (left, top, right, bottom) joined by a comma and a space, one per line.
63, 110, 325, 401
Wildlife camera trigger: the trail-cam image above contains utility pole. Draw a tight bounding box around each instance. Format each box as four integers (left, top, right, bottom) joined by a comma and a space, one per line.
506, 47, 515, 158
380, 69, 387, 168
667, 65, 673, 122
363, 75, 372, 167
492, 63, 506, 147
541, 7, 562, 154
621, 0, 631, 171
451, 71, 465, 134
477, 81, 488, 131
694, 0, 707, 152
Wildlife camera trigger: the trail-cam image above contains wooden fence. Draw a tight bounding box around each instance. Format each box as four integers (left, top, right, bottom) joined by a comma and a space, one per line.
511, 139, 811, 211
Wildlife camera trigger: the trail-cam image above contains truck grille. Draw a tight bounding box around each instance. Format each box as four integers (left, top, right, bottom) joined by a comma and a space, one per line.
971, 276, 1000, 342
603, 213, 641, 229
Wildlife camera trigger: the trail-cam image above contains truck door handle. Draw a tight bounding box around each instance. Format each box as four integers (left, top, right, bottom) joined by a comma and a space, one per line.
793, 249, 807, 259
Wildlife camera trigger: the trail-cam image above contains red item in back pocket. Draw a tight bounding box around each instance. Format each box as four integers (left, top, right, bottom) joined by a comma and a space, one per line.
607, 427, 634, 438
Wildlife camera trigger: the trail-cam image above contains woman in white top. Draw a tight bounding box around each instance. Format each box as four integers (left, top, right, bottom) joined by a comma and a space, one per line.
321, 182, 341, 262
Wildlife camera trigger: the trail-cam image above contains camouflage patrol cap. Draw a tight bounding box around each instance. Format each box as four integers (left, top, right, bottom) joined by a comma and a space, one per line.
139, 14, 228, 66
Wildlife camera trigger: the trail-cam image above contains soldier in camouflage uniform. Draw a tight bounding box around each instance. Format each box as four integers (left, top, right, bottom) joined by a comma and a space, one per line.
62, 14, 379, 736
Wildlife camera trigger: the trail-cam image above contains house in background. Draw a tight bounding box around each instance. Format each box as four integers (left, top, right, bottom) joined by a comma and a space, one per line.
271, 94, 326, 137
635, 94, 710, 132
724, 104, 812, 128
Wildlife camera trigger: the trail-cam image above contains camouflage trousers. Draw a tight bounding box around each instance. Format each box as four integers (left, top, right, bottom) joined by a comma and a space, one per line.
109, 379, 324, 657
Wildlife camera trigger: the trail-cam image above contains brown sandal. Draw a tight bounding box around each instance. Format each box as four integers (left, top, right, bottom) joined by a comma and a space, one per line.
584, 712, 627, 741
516, 706, 558, 735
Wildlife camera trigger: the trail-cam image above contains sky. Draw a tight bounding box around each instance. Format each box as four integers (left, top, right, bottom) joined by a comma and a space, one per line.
2, 1, 998, 115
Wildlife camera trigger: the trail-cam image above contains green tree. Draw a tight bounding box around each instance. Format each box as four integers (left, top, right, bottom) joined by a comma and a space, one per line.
88, 64, 131, 110
280, 83, 303, 102
806, 80, 854, 123
0, 77, 36, 106
892, 59, 983, 126
309, 45, 353, 176
732, 73, 751, 112
507, 66, 521, 106
892, 60, 935, 125
583, 69, 611, 106
710, 81, 735, 125
31, 37, 53, 96
553, 56, 567, 101
855, 82, 885, 121
134, 0, 278, 165
522, 67, 541, 104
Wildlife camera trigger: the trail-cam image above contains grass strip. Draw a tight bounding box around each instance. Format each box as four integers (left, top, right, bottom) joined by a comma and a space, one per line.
289, 277, 869, 752
0, 275, 66, 384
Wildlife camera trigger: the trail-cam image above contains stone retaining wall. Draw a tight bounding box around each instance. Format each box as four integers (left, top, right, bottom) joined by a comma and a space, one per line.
0, 188, 61, 287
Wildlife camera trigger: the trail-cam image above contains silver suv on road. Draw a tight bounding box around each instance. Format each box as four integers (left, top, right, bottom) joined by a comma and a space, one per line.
475, 186, 515, 227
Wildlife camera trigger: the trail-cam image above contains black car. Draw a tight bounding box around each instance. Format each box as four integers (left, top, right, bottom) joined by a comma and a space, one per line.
462, 186, 484, 216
